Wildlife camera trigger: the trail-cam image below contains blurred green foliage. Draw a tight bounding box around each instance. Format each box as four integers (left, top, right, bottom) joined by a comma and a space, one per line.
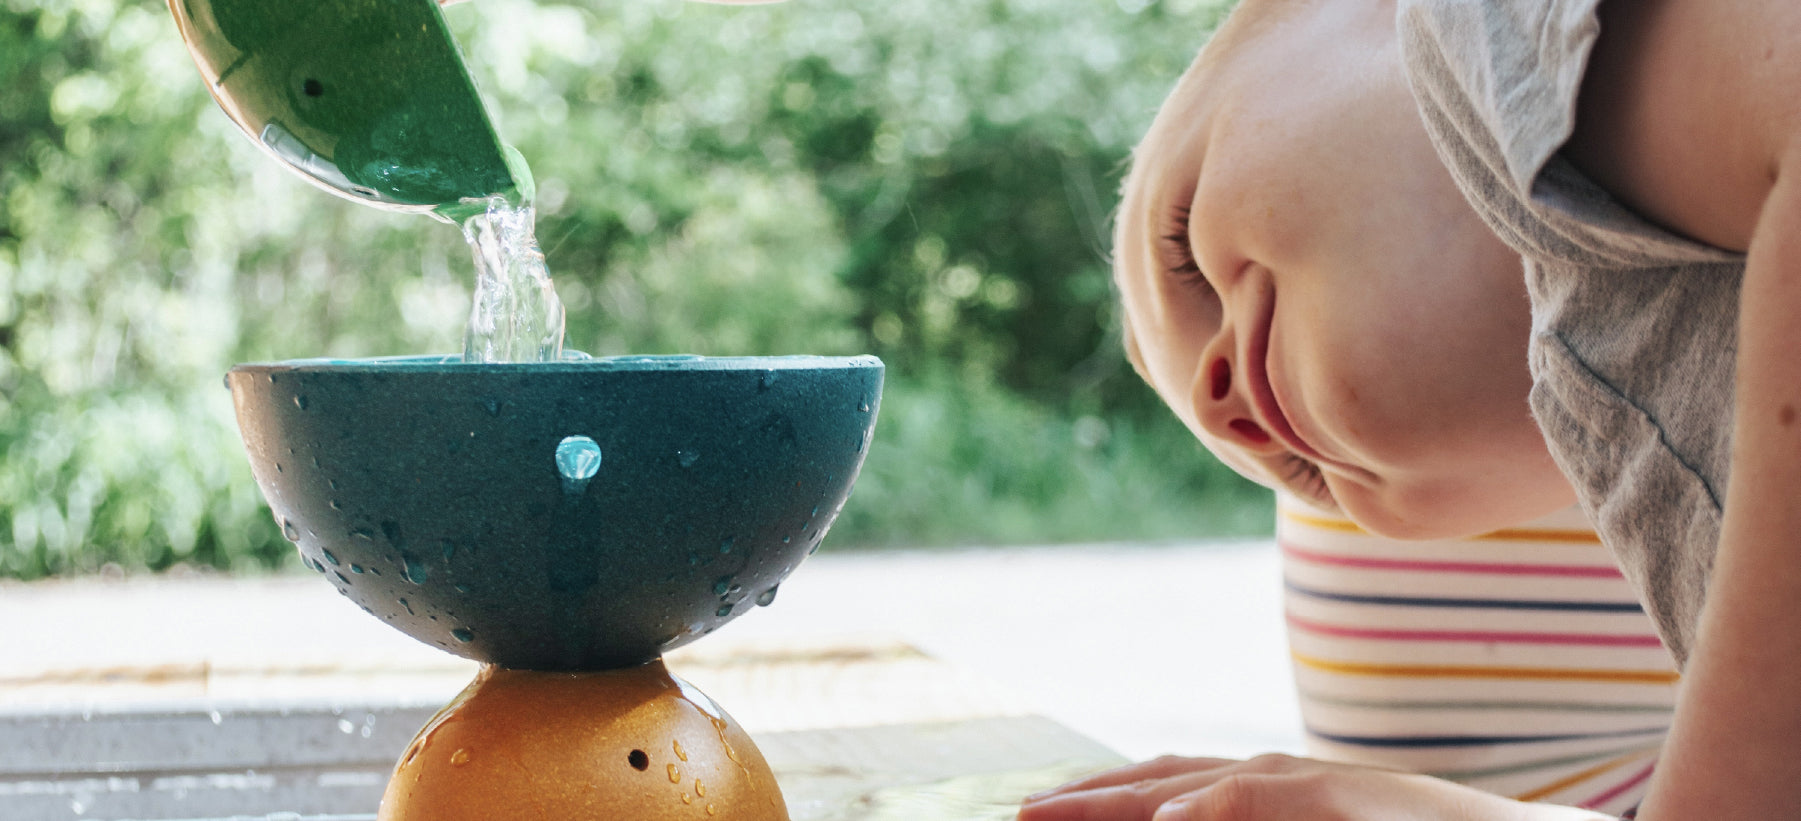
0, 0, 1270, 578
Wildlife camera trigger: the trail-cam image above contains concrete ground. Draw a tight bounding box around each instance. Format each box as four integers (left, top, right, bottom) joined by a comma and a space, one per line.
730, 540, 1304, 760
0, 540, 1304, 763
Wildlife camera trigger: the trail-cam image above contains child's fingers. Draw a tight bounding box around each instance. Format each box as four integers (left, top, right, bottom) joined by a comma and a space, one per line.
1022, 755, 1241, 802
1016, 770, 1232, 821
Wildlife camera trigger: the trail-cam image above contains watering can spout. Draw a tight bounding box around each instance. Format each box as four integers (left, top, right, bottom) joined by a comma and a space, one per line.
169, 0, 528, 219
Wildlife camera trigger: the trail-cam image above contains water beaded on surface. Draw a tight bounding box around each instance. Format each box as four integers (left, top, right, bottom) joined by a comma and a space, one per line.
460, 195, 565, 363
556, 436, 603, 482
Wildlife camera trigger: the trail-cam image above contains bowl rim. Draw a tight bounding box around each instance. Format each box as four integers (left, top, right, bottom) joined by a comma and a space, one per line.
229, 353, 884, 375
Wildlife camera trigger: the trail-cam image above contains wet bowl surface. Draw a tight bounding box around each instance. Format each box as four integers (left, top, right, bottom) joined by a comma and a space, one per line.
227, 354, 882, 670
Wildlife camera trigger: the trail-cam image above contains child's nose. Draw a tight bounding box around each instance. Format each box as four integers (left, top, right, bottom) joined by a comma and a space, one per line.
1207, 358, 1274, 447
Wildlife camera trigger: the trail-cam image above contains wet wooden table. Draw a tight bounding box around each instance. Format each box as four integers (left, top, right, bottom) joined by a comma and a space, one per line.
0, 579, 1126, 821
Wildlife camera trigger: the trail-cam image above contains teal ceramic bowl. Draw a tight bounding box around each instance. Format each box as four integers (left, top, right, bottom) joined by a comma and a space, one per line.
227, 354, 882, 670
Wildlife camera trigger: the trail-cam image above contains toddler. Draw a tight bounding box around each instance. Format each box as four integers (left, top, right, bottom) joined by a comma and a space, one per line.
1019, 0, 1801, 819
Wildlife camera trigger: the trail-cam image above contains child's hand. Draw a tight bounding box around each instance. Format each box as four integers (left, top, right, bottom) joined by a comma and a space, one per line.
1016, 753, 1614, 821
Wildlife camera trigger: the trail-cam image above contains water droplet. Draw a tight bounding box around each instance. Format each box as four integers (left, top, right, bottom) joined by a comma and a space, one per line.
401, 554, 430, 585
718, 537, 734, 555
350, 564, 365, 574
667, 763, 682, 783
481, 396, 500, 415
452, 627, 474, 643
682, 793, 692, 805
350, 527, 374, 541
858, 398, 870, 413
454, 583, 470, 593
713, 575, 733, 597
294, 395, 308, 410
320, 549, 340, 566
677, 449, 699, 468
274, 463, 284, 473
328, 479, 340, 491
556, 435, 603, 493
281, 519, 300, 542
381, 520, 404, 547
329, 499, 343, 510
209, 710, 223, 725
450, 748, 471, 766
758, 370, 779, 391
398, 598, 414, 616
706, 803, 717, 816
338, 718, 356, 734
756, 586, 779, 607
441, 539, 457, 561
673, 739, 688, 762
782, 536, 791, 544
715, 603, 734, 618
695, 779, 707, 797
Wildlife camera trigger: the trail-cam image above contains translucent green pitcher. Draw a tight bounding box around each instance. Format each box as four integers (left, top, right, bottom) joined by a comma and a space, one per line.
169, 0, 530, 222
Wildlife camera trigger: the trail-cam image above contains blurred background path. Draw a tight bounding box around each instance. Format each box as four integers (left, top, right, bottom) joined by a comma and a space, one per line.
0, 540, 1302, 762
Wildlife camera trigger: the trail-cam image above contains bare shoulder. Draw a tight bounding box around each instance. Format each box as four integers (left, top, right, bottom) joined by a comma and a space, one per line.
1564, 0, 1801, 253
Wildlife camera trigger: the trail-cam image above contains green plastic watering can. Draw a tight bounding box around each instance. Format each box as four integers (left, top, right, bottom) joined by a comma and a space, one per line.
169, 0, 530, 222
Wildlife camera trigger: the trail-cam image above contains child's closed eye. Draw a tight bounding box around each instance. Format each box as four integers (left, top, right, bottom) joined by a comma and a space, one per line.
1160, 203, 1209, 289
1281, 454, 1333, 506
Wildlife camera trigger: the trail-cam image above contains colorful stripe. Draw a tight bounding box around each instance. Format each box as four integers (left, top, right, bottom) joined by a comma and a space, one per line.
1424, 744, 1663, 782
1285, 579, 1646, 613
1282, 541, 1625, 579
1296, 689, 1675, 715
1305, 724, 1668, 749
1280, 509, 1603, 544
1512, 748, 1652, 802
1580, 762, 1657, 810
1292, 651, 1681, 685
1287, 612, 1667, 648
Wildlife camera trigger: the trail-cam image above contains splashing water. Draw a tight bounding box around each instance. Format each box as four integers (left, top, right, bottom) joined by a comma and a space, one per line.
460, 195, 565, 362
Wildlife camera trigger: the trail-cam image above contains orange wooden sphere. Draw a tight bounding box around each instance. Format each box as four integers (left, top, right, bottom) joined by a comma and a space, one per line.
379, 661, 788, 820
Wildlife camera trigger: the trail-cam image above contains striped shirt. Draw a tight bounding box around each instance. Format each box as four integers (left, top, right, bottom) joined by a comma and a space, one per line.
1278, 497, 1677, 816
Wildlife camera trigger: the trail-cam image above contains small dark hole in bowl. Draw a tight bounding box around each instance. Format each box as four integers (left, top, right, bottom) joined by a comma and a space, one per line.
302, 78, 324, 97
628, 749, 650, 771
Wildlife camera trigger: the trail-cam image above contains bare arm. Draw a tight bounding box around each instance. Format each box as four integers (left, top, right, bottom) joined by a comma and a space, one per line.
1557, 1, 1801, 817
1637, 140, 1801, 821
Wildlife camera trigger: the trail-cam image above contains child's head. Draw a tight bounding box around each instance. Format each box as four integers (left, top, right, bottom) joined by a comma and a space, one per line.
1116, 0, 1573, 538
